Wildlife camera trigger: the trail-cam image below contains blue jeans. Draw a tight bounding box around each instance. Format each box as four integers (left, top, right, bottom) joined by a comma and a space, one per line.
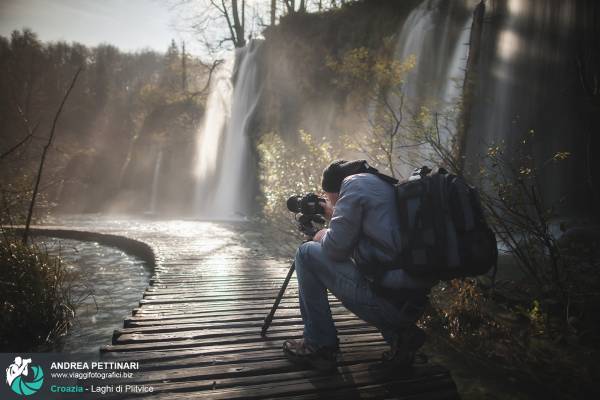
294, 241, 427, 348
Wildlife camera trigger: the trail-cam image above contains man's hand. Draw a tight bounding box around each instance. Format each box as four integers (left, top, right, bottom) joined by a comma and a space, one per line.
313, 228, 327, 242
321, 199, 334, 220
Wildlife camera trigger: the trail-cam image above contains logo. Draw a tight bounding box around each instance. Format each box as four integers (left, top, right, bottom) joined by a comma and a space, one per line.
5, 357, 44, 396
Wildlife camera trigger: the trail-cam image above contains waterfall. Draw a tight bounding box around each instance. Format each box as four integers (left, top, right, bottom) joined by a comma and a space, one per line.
194, 40, 263, 219
390, 0, 473, 177
395, 0, 472, 106
461, 0, 596, 216
149, 149, 163, 213
390, 0, 596, 217
194, 57, 233, 212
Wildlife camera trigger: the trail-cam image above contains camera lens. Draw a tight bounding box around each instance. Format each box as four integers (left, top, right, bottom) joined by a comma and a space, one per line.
286, 195, 302, 213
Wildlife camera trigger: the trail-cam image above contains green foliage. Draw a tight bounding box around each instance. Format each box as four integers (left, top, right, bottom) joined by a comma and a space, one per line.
0, 235, 75, 351
408, 105, 463, 173
257, 130, 338, 239
476, 130, 600, 350
326, 44, 464, 179
326, 45, 415, 91
327, 45, 417, 177
0, 173, 53, 225
480, 134, 575, 312
0, 29, 206, 214
514, 299, 546, 336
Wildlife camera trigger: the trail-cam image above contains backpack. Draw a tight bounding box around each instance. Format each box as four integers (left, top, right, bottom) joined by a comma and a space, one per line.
391, 166, 498, 280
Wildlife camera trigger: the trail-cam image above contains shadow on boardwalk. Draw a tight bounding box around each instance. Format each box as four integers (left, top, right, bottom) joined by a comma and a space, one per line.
29, 219, 458, 399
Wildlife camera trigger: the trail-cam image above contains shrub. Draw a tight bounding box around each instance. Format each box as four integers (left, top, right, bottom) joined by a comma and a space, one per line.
257, 130, 339, 242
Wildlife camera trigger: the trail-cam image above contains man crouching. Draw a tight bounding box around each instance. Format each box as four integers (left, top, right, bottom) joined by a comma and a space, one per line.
283, 160, 437, 371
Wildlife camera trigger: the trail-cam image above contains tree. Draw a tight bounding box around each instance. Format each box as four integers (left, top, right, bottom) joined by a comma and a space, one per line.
174, 0, 248, 55
182, 41, 188, 91
271, 0, 277, 25
7, 30, 44, 118
327, 46, 417, 178
22, 68, 82, 244
231, 0, 246, 47
173, 0, 356, 56
283, 0, 307, 14
455, 0, 485, 174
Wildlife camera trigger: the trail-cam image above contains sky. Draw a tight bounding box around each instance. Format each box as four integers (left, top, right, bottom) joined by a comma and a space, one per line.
0, 0, 201, 54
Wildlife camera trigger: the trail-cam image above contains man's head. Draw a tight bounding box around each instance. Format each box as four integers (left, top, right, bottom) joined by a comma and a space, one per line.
321, 159, 371, 195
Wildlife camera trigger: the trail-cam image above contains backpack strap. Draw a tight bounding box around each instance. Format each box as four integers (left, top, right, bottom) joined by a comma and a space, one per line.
364, 167, 399, 186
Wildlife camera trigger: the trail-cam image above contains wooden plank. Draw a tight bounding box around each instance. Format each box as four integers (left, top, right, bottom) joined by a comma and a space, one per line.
100, 341, 390, 368
139, 344, 391, 371
102, 332, 387, 353
113, 325, 380, 346
118, 363, 453, 399
124, 312, 356, 328
120, 315, 360, 332
115, 317, 372, 337
126, 349, 393, 384
40, 222, 457, 399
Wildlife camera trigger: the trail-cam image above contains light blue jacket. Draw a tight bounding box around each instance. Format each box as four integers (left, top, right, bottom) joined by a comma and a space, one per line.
320, 173, 436, 289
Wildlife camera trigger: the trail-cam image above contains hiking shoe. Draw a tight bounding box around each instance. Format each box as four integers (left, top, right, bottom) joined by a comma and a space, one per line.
382, 325, 426, 368
283, 339, 338, 372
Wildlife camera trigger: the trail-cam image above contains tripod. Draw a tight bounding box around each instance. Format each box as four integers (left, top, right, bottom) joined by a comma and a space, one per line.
261, 260, 295, 336
261, 213, 322, 336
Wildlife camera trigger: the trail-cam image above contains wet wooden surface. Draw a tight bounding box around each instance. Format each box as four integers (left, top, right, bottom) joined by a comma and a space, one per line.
34, 220, 458, 399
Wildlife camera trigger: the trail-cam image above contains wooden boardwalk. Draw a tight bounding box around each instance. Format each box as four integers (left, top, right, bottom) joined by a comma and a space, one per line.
39, 220, 458, 399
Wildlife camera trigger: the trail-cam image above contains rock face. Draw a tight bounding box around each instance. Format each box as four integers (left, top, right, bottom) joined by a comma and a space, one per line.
256, 0, 599, 222
463, 0, 600, 221
260, 0, 423, 141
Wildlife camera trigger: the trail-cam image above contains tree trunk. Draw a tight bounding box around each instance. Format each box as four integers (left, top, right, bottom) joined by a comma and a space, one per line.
456, 0, 485, 175
284, 0, 295, 14
181, 41, 187, 91
271, 0, 277, 25
231, 0, 245, 47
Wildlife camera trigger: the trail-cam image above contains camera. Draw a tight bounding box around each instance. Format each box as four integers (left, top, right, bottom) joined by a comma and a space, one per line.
287, 193, 325, 215
286, 193, 326, 237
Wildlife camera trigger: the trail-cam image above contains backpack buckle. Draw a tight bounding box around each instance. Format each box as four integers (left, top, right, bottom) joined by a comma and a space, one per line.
409, 166, 432, 181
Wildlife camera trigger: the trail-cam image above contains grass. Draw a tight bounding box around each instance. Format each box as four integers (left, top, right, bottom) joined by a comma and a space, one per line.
0, 233, 76, 352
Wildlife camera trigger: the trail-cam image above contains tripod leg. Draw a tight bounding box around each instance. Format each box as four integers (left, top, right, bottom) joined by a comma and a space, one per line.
261, 261, 295, 337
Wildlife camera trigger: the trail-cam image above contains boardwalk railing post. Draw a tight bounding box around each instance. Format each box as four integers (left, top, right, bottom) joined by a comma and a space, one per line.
261, 260, 296, 336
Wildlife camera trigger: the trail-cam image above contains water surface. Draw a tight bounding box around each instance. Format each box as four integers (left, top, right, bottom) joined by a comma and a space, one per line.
34, 237, 150, 355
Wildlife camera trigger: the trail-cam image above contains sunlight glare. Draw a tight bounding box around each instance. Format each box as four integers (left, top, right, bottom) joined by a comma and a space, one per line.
497, 29, 521, 61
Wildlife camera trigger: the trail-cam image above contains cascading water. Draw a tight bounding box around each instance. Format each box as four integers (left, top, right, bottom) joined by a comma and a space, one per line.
194, 40, 263, 219
393, 0, 598, 218
390, 0, 474, 177
463, 0, 599, 218
149, 149, 163, 213
194, 57, 233, 213
395, 0, 473, 106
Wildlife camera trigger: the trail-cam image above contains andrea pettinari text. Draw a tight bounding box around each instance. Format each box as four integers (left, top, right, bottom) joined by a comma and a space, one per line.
2, 354, 154, 398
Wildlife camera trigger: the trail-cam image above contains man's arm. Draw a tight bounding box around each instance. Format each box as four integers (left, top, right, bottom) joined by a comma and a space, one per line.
319, 179, 363, 260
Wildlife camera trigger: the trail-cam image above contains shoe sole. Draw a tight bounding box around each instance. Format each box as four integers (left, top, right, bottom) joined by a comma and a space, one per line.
283, 348, 337, 372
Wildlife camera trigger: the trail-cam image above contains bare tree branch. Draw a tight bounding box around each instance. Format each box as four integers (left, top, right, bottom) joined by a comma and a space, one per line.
22, 67, 82, 244
189, 59, 224, 97
0, 105, 42, 160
